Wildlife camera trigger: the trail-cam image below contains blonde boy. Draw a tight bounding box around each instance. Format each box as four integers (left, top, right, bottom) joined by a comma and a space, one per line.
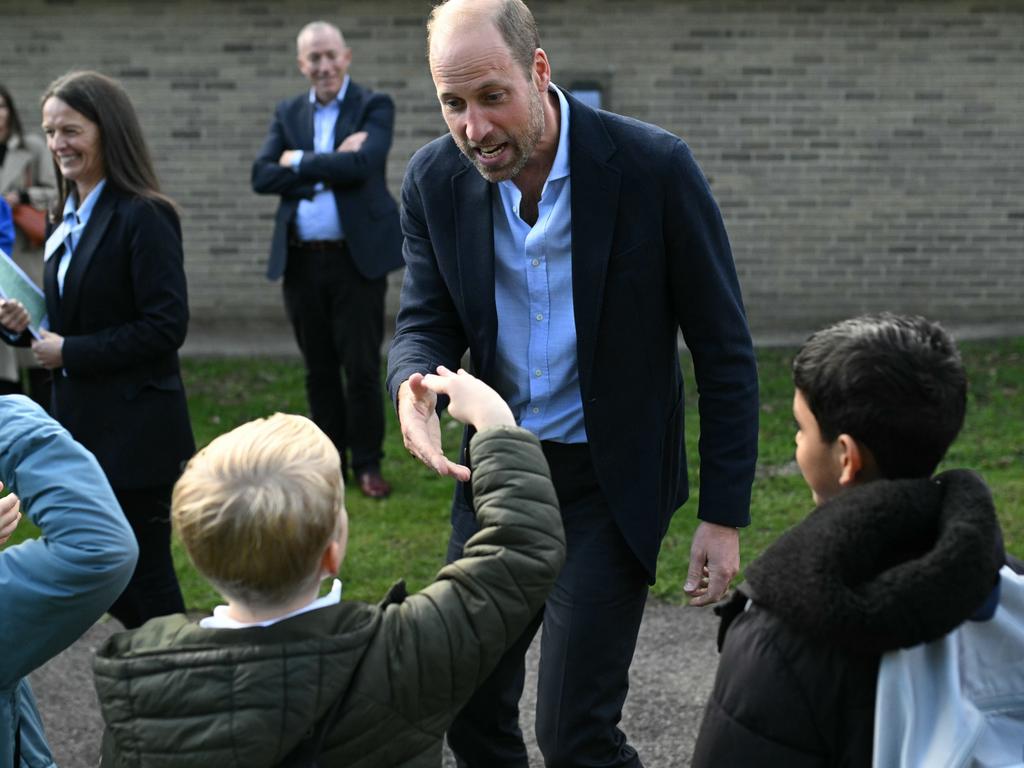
173, 413, 348, 626
94, 368, 566, 767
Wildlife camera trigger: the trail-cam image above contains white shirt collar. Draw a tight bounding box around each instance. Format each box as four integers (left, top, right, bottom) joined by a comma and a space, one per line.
198, 578, 343, 629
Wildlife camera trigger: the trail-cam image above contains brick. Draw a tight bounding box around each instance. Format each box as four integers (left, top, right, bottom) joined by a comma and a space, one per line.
0, 0, 1018, 343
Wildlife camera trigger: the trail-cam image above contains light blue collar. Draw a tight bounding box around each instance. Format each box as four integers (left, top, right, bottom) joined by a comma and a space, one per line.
307, 75, 350, 107
63, 178, 107, 224
547, 83, 571, 182
45, 179, 107, 261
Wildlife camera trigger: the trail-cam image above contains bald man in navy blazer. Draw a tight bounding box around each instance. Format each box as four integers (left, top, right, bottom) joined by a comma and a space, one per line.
253, 20, 403, 498
387, 1, 758, 766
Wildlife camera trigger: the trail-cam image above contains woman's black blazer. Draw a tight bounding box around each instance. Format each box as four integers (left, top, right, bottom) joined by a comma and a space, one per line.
37, 184, 195, 489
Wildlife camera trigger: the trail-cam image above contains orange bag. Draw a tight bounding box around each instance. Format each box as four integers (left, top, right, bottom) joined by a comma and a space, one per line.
12, 204, 46, 248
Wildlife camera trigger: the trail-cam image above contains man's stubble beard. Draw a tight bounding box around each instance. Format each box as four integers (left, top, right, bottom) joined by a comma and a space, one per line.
461, 86, 546, 184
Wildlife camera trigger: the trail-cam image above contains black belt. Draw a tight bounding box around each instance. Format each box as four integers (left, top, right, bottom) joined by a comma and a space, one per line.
291, 239, 345, 252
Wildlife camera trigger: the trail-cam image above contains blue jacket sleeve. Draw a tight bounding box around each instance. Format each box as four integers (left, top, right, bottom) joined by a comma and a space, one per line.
0, 396, 138, 688
0, 199, 14, 255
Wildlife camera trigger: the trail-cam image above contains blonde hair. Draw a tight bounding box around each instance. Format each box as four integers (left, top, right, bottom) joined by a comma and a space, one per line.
172, 413, 344, 611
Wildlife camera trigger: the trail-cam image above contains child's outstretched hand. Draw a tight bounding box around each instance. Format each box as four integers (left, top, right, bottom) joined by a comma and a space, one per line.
0, 484, 22, 546
420, 366, 515, 431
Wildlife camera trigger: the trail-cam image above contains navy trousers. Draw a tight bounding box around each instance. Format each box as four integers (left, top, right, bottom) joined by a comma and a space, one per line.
446, 441, 649, 768
282, 242, 387, 475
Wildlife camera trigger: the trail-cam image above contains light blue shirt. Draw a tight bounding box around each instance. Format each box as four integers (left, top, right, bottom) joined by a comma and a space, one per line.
492, 84, 585, 443
293, 78, 349, 241
57, 179, 107, 297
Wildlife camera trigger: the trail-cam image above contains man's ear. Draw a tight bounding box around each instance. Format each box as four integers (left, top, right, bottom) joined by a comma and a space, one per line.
835, 434, 866, 488
532, 48, 551, 91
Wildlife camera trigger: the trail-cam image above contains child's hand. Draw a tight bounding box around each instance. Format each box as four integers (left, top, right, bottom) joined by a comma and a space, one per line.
421, 366, 515, 431
0, 484, 22, 546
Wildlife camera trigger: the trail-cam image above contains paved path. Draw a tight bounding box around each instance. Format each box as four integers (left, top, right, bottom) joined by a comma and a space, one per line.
31, 600, 720, 767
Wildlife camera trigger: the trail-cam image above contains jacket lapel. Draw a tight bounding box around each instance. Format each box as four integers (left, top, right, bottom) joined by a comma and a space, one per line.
60, 186, 115, 328
452, 159, 498, 380
567, 92, 620, 396
294, 96, 315, 151
43, 242, 61, 331
333, 82, 362, 148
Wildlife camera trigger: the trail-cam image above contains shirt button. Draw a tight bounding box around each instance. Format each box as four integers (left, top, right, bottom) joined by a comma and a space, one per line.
535, 313, 543, 321
534, 369, 542, 378
532, 407, 540, 414
531, 258, 540, 267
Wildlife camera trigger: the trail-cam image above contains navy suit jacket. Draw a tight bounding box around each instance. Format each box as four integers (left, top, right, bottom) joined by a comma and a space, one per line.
387, 91, 759, 580
251, 81, 403, 281
33, 185, 194, 489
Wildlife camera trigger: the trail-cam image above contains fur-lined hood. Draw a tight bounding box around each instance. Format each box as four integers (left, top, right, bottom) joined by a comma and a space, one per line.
745, 469, 1003, 654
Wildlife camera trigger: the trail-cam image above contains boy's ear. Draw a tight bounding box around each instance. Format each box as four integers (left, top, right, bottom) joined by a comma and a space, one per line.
835, 434, 868, 487
321, 539, 343, 578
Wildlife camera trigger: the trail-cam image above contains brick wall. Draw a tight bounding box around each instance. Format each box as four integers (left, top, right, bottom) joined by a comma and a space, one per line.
2, 0, 1021, 350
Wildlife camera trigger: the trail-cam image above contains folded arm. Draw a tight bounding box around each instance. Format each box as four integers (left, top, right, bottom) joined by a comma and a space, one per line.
293, 94, 396, 188
251, 104, 318, 199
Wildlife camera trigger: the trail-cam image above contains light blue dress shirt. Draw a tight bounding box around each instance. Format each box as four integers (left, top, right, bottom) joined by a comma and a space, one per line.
492, 84, 585, 443
292, 78, 349, 242
56, 178, 107, 297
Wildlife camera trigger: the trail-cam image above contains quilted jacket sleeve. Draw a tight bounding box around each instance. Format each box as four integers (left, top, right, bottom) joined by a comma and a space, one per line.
368, 426, 565, 735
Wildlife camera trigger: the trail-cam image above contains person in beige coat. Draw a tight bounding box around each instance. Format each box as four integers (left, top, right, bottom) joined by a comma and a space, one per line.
0, 83, 55, 403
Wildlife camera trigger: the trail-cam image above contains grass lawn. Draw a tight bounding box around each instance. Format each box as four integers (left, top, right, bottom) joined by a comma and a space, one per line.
4, 337, 1022, 609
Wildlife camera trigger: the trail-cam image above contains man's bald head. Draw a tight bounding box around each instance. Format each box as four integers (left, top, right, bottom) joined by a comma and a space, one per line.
428, 0, 540, 79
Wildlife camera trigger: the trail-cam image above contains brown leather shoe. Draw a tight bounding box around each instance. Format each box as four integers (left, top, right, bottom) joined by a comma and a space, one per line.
357, 470, 391, 499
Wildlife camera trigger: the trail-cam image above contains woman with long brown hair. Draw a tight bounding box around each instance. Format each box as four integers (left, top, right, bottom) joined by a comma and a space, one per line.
0, 70, 194, 629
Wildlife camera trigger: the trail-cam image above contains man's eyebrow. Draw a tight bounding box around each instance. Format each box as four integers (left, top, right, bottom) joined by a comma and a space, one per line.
438, 80, 509, 100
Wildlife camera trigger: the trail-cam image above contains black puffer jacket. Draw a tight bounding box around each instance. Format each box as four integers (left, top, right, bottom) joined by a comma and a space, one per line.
692, 470, 1005, 768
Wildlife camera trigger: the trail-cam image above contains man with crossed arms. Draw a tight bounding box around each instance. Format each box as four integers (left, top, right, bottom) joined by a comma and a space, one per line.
253, 20, 403, 498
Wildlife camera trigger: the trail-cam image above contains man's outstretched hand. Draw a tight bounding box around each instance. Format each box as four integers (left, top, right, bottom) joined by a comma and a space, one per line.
396, 368, 461, 482
684, 521, 740, 606
398, 367, 515, 482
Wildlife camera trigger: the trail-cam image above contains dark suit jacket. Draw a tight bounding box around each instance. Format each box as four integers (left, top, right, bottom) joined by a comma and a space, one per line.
251, 81, 403, 281
387, 90, 759, 580
25, 185, 195, 489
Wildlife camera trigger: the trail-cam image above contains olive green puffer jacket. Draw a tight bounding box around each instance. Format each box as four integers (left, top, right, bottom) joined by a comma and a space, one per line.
93, 426, 565, 767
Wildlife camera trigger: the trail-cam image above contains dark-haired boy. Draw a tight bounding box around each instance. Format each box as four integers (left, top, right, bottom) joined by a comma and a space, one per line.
692, 313, 1018, 766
